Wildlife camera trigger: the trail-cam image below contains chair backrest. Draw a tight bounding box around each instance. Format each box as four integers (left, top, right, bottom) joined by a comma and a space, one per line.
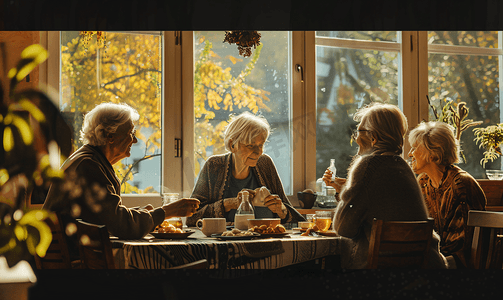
367, 218, 434, 269
467, 210, 503, 269
75, 220, 115, 269
34, 213, 72, 269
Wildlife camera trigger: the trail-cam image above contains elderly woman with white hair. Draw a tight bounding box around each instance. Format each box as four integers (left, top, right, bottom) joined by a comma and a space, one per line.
408, 121, 486, 268
186, 111, 304, 226
44, 102, 199, 245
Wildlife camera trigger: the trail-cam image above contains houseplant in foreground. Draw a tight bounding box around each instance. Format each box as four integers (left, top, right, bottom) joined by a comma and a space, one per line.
0, 43, 72, 268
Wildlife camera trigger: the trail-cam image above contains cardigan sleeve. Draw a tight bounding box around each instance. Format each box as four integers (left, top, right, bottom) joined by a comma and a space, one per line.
74, 159, 165, 240
333, 157, 369, 239
186, 156, 227, 226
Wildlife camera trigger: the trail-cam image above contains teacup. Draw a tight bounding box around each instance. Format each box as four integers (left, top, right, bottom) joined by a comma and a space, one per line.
196, 218, 226, 237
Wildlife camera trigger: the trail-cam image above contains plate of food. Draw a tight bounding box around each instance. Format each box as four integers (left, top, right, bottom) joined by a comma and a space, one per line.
211, 233, 260, 240
150, 229, 195, 239
211, 229, 260, 240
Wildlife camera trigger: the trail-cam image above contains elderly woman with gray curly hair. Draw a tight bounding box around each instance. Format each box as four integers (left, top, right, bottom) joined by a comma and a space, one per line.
186, 111, 304, 226
408, 121, 486, 268
44, 102, 199, 245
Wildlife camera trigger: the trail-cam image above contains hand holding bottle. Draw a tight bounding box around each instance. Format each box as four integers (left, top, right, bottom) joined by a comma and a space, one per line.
323, 169, 346, 193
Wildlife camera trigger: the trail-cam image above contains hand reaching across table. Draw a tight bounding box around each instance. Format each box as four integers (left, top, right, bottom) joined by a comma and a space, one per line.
162, 198, 200, 218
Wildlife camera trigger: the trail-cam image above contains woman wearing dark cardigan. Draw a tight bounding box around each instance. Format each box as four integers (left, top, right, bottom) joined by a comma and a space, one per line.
323, 102, 448, 269
186, 112, 304, 226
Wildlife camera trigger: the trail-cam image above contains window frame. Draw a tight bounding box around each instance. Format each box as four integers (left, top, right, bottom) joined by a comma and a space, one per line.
41, 31, 503, 209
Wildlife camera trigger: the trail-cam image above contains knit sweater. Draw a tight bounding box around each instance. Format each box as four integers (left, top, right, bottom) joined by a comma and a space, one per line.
333, 154, 448, 269
186, 153, 305, 226
418, 165, 486, 268
43, 144, 166, 240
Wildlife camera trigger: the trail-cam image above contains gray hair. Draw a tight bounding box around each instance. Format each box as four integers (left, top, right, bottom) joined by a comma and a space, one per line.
80, 102, 139, 146
223, 111, 270, 152
408, 121, 460, 166
354, 102, 408, 155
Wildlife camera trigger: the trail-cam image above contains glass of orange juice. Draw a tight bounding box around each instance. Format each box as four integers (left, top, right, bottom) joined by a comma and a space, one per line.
314, 211, 332, 232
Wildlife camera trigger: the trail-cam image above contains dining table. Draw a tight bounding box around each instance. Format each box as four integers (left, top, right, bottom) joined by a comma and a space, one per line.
111, 227, 351, 271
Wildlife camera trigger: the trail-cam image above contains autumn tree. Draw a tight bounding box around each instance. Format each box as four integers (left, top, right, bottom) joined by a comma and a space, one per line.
61, 31, 162, 194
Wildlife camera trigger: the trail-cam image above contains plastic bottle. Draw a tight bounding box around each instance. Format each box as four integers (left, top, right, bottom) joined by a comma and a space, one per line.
234, 191, 255, 230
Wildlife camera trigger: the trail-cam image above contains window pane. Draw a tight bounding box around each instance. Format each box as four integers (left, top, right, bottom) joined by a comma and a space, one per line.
315, 44, 400, 179
193, 31, 292, 194
60, 31, 162, 194
316, 31, 397, 42
428, 31, 499, 47
427, 32, 501, 178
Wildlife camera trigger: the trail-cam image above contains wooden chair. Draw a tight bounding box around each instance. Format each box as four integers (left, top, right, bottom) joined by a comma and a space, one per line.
467, 210, 503, 269
367, 218, 434, 269
75, 220, 115, 269
34, 213, 72, 269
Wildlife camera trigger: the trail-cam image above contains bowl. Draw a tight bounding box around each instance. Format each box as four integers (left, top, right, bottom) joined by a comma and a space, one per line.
486, 170, 503, 180
247, 218, 281, 229
297, 192, 317, 209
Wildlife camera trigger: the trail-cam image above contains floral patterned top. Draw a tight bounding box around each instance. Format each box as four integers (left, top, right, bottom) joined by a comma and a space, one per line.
418, 165, 487, 268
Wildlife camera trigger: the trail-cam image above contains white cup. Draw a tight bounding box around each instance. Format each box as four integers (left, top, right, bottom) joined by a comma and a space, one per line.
196, 218, 226, 237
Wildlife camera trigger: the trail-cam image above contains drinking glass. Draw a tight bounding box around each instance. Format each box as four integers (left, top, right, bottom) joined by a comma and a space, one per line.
314, 211, 332, 232
162, 193, 179, 205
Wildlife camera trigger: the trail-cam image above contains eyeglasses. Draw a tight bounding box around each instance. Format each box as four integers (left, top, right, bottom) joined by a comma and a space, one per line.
351, 129, 369, 140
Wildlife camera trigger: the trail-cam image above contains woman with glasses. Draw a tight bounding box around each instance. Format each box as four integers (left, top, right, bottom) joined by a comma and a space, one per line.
44, 102, 200, 259
323, 102, 447, 269
408, 121, 486, 268
186, 111, 305, 226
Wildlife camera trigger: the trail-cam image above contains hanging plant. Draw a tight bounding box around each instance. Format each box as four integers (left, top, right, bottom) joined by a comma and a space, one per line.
223, 31, 261, 58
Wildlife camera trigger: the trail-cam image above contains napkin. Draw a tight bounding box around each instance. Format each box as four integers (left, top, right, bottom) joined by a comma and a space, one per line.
252, 186, 270, 207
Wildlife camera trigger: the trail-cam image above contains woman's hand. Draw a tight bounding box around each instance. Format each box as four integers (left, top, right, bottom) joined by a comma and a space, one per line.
162, 198, 200, 218
323, 168, 346, 193
223, 189, 256, 212
264, 194, 287, 219
142, 204, 154, 211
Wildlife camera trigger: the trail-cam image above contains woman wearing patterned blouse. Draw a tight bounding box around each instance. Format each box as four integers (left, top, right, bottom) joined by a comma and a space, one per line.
186, 112, 304, 226
408, 121, 487, 268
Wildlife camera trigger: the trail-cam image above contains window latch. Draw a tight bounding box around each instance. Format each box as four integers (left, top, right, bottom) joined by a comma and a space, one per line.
296, 64, 304, 82
175, 138, 182, 157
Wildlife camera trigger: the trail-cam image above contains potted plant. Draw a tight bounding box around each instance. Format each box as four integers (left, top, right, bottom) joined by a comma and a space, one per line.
427, 96, 482, 163
0, 44, 72, 299
473, 123, 503, 168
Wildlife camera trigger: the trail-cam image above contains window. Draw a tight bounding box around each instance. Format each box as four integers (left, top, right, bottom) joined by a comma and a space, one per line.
49, 31, 503, 209
60, 31, 163, 195
314, 31, 401, 179
191, 31, 294, 194
427, 31, 503, 178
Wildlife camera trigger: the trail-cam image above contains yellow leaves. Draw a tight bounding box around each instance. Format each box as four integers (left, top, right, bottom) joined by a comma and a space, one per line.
227, 55, 243, 65
8, 44, 49, 83
3, 126, 14, 152
0, 169, 9, 186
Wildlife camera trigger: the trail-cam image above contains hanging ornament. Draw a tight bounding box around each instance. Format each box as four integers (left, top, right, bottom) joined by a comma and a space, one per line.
79, 31, 108, 58
223, 31, 261, 58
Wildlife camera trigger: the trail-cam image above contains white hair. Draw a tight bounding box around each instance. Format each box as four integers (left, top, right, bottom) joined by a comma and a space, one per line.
80, 102, 139, 146
223, 111, 270, 152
